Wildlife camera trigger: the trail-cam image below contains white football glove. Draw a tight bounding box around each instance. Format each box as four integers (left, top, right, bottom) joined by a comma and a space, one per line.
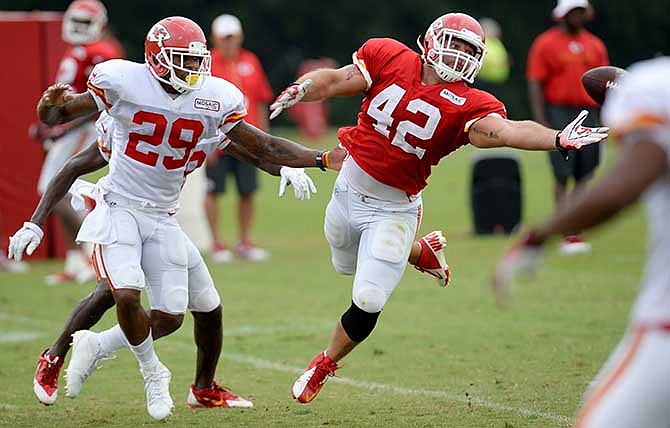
492, 231, 545, 306
279, 167, 317, 200
558, 110, 610, 151
8, 222, 44, 262
269, 79, 312, 120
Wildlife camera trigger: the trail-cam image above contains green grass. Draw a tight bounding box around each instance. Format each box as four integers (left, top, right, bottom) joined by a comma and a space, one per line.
0, 130, 643, 427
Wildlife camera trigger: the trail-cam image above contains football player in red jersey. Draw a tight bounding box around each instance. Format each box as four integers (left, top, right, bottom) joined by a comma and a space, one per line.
270, 12, 609, 404
31, 0, 124, 285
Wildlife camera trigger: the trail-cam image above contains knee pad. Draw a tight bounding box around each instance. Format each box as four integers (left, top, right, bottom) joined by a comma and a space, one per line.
353, 285, 387, 313
340, 301, 381, 342
188, 286, 221, 313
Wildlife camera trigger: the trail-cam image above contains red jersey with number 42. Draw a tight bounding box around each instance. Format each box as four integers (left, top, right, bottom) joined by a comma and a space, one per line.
338, 38, 507, 195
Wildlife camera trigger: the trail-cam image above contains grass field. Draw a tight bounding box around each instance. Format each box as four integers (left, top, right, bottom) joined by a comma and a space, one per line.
0, 129, 644, 427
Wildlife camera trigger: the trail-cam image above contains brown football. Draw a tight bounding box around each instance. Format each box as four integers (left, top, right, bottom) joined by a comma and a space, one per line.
581, 66, 627, 105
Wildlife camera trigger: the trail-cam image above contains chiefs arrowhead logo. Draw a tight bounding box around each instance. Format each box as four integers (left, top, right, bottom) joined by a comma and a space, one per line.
147, 23, 171, 42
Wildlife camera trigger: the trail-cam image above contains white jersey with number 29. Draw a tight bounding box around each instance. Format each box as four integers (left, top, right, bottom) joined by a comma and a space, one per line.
87, 59, 247, 209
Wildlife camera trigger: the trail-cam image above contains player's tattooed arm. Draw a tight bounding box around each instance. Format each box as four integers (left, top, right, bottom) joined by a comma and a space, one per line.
37, 83, 99, 126
469, 115, 559, 150
30, 142, 107, 227
226, 121, 323, 169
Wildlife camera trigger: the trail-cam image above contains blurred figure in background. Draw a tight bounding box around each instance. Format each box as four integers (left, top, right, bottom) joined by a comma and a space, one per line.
474, 17, 510, 99
527, 0, 608, 255
206, 14, 274, 263
30, 0, 123, 283
495, 56, 670, 428
287, 58, 338, 141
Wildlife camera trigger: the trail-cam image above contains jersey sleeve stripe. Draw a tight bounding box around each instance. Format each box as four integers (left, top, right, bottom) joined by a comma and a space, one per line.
222, 111, 247, 124
352, 52, 372, 90
612, 113, 667, 137
86, 82, 112, 109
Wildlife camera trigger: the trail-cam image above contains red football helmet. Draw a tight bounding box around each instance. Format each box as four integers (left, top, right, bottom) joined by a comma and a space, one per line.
145, 17, 212, 93
417, 13, 487, 83
62, 0, 108, 45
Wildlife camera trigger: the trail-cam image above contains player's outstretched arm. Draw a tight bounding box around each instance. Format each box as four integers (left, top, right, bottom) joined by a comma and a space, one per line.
469, 111, 608, 156
534, 139, 666, 238
269, 65, 367, 119
37, 83, 99, 126
226, 121, 334, 170
492, 139, 666, 303
8, 143, 107, 261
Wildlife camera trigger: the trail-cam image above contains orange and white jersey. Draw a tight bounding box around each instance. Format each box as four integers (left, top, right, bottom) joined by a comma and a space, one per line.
87, 59, 247, 209
602, 57, 670, 327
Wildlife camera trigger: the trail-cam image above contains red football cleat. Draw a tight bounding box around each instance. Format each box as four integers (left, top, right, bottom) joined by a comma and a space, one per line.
187, 381, 253, 408
34, 349, 64, 405
291, 351, 340, 404
413, 231, 451, 287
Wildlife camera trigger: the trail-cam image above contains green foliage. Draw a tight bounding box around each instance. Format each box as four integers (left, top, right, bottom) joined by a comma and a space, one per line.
0, 130, 644, 427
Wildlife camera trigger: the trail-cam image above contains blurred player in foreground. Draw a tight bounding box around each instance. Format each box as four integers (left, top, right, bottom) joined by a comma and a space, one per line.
494, 57, 670, 428
9, 16, 339, 420
270, 12, 608, 404
31, 0, 123, 284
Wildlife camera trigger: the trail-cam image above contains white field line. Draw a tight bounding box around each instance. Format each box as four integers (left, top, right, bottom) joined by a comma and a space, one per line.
0, 315, 573, 424
0, 331, 44, 343
168, 340, 572, 424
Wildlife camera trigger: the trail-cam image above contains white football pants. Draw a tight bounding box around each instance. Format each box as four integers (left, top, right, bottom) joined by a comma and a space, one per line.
574, 325, 670, 428
91, 192, 220, 315
324, 173, 422, 312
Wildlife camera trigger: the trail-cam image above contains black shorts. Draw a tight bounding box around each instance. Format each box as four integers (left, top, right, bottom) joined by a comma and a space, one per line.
546, 104, 602, 184
205, 155, 259, 196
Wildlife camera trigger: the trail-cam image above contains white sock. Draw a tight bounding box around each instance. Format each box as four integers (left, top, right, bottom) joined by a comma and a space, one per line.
128, 330, 159, 372
98, 324, 129, 354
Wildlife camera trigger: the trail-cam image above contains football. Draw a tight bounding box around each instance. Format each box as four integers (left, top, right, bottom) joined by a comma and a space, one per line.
581, 66, 627, 105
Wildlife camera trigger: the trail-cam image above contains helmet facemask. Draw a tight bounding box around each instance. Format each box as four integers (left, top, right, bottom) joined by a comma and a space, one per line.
148, 40, 211, 93
418, 27, 487, 84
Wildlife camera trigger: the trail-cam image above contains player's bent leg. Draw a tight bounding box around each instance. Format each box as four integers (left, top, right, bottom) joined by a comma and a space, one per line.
186, 306, 251, 408
187, 306, 252, 409
410, 231, 451, 287
65, 311, 184, 399
35, 279, 114, 404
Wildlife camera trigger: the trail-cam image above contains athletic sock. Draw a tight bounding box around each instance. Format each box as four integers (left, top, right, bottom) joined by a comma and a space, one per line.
128, 330, 159, 372
98, 324, 129, 354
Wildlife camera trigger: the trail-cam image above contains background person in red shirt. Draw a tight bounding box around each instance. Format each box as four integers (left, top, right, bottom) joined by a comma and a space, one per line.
527, 0, 609, 255
30, 0, 124, 284
205, 14, 274, 263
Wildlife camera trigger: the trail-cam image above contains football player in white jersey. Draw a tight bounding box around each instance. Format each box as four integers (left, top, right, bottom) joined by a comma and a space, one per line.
494, 57, 670, 428
8, 16, 342, 420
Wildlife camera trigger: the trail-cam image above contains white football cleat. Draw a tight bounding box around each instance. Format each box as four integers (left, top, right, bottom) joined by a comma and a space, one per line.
413, 231, 451, 287
142, 362, 173, 420
65, 330, 115, 398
